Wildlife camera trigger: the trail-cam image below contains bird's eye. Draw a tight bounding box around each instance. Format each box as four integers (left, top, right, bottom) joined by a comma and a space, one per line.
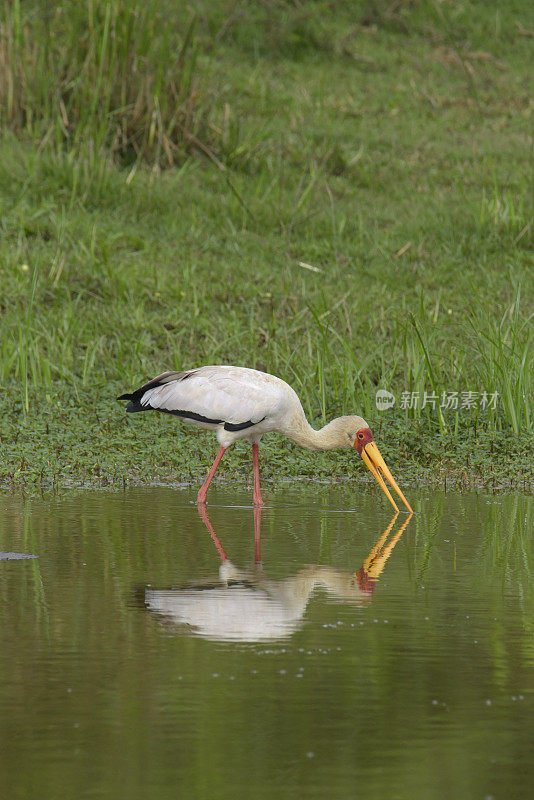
357, 432, 364, 440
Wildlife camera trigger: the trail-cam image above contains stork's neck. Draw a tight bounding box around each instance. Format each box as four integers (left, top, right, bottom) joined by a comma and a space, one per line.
283, 413, 348, 451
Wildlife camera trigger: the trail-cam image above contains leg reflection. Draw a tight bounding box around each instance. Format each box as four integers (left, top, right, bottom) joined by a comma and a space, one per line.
197, 503, 228, 563
254, 506, 262, 567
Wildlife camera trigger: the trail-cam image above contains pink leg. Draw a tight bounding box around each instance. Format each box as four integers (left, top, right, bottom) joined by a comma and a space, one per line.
253, 505, 262, 566
252, 443, 264, 507
197, 446, 226, 505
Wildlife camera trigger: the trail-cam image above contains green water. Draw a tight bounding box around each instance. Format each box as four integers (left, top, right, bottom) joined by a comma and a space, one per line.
0, 487, 533, 800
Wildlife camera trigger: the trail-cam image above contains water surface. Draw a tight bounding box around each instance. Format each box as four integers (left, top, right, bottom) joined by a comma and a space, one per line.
0, 487, 532, 799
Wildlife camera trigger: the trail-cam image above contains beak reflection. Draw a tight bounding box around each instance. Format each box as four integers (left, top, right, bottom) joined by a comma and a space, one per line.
358, 511, 412, 590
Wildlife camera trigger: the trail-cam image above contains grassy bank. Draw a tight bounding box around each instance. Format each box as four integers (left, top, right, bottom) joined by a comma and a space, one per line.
0, 0, 532, 491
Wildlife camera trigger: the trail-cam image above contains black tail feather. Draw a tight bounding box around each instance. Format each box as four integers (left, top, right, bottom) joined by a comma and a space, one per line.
116, 393, 146, 413
117, 371, 191, 413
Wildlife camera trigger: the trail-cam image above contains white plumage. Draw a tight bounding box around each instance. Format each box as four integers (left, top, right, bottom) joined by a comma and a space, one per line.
133, 366, 296, 447
119, 365, 412, 512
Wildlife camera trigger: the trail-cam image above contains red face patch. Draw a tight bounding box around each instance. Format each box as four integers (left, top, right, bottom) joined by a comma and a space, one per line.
353, 427, 374, 454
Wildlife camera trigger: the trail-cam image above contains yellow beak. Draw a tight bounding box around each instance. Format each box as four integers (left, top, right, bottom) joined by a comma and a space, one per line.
360, 441, 413, 513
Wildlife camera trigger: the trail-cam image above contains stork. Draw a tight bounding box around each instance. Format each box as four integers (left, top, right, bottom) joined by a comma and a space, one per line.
118, 365, 412, 512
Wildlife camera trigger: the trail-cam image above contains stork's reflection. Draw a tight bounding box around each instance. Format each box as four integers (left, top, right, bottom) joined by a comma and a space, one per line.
144, 508, 412, 641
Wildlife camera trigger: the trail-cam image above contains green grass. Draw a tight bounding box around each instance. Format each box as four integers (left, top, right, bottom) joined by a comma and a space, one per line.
0, 0, 532, 490
1, 0, 205, 167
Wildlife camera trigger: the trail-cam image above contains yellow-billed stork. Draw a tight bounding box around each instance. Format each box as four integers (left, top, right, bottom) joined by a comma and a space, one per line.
118, 365, 412, 512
